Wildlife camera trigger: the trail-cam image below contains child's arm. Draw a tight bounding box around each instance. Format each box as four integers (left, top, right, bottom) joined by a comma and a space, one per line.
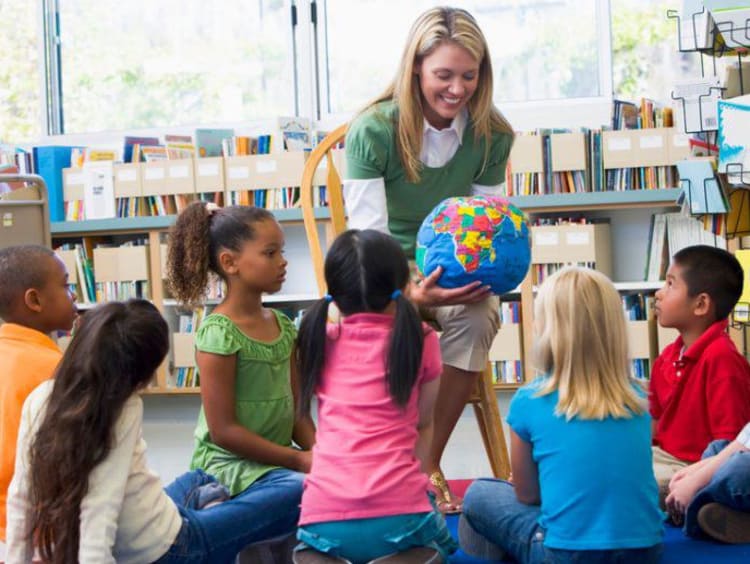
510, 429, 541, 505
666, 435, 749, 515
6, 395, 38, 563
198, 350, 310, 472
415, 378, 440, 467
290, 347, 316, 451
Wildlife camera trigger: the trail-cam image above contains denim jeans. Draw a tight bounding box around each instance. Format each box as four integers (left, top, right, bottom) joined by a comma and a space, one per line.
684, 439, 750, 537
462, 478, 663, 564
154, 468, 304, 564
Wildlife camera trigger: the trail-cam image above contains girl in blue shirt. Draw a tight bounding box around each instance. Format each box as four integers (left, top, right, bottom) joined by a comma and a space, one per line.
461, 266, 664, 563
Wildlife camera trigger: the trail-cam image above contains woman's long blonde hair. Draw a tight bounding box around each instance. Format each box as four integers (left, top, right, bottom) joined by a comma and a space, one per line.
532, 266, 646, 420
364, 6, 513, 183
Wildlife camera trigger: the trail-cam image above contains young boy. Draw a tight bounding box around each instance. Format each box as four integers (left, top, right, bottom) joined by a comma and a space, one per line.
650, 245, 750, 500
666, 422, 750, 543
0, 245, 77, 542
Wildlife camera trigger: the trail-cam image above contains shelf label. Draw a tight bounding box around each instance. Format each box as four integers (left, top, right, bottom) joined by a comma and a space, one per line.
117, 169, 137, 182
198, 163, 220, 177
534, 231, 559, 246
228, 166, 250, 179
566, 231, 590, 246
639, 135, 663, 149
168, 165, 190, 179
256, 160, 278, 174
608, 137, 631, 151
144, 167, 166, 180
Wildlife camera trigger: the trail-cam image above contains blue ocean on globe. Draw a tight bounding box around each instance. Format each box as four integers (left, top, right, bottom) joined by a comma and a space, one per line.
415, 196, 532, 294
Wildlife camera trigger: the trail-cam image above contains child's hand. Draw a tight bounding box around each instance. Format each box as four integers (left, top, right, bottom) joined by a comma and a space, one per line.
666, 471, 705, 518
294, 449, 313, 473
408, 267, 491, 307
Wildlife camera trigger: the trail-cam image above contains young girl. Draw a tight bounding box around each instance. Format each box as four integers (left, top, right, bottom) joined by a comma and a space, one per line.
6, 300, 301, 563
460, 267, 664, 563
343, 6, 515, 512
167, 202, 315, 544
294, 229, 457, 564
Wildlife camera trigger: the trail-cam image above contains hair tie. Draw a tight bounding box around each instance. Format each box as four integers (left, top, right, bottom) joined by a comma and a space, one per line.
323, 294, 333, 303
205, 202, 220, 216
391, 289, 402, 300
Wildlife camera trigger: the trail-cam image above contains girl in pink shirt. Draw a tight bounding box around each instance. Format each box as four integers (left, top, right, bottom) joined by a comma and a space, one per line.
294, 229, 457, 564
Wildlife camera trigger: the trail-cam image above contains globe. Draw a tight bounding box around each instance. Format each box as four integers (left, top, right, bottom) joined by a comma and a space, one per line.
415, 195, 532, 295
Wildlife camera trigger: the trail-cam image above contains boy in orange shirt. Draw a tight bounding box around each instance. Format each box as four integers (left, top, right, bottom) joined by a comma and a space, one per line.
0, 245, 77, 541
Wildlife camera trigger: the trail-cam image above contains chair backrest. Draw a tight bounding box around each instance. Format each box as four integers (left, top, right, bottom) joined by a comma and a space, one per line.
0, 174, 51, 250
300, 123, 348, 295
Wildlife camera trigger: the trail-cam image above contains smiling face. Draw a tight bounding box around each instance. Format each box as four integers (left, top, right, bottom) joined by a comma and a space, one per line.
416, 41, 480, 129
230, 219, 288, 294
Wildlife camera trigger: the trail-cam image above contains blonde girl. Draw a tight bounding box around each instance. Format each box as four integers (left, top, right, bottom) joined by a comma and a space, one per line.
460, 267, 663, 563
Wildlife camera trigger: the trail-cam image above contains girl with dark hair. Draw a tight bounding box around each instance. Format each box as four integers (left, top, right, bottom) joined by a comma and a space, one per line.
166, 202, 315, 546
6, 300, 302, 563
294, 229, 457, 564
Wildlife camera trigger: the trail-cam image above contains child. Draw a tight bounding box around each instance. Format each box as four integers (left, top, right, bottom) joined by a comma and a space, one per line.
650, 245, 750, 497
343, 6, 515, 512
294, 229, 457, 564
0, 245, 77, 542
166, 202, 315, 543
6, 300, 304, 562
460, 267, 664, 563
666, 422, 750, 543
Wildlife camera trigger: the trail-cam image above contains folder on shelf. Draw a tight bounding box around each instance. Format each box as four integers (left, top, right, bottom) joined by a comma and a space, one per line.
734, 249, 750, 322
82, 161, 116, 219
676, 159, 729, 214
679, 0, 715, 50
32, 146, 78, 222
704, 0, 750, 49
718, 94, 750, 184
672, 77, 722, 133
509, 134, 544, 173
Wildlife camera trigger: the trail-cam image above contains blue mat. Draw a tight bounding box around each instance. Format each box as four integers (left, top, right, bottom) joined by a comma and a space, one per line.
444, 515, 750, 563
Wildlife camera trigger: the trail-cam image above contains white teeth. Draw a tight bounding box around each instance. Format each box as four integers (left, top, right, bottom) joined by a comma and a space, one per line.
441, 96, 460, 105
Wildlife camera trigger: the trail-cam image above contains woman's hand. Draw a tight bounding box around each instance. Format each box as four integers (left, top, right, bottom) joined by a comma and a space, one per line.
408, 266, 492, 307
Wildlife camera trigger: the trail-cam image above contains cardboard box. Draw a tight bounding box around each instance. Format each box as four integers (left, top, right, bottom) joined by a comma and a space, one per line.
172, 333, 196, 368
550, 132, 587, 172
141, 162, 169, 196
531, 223, 612, 277
488, 323, 522, 362
509, 135, 544, 173
627, 320, 654, 359
113, 163, 142, 198
93, 246, 150, 282
55, 249, 79, 286
62, 168, 85, 201
194, 157, 225, 194
657, 324, 680, 354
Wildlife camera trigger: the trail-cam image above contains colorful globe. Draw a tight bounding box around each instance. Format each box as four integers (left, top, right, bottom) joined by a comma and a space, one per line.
415, 196, 531, 294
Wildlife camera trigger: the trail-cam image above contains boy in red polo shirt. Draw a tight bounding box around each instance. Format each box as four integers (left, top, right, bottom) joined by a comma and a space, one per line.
650, 245, 750, 503
0, 245, 77, 543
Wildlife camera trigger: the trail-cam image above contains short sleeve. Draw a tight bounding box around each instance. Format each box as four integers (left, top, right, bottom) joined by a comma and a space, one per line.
506, 384, 534, 442
474, 131, 513, 186
419, 326, 442, 384
345, 109, 393, 180
195, 315, 241, 355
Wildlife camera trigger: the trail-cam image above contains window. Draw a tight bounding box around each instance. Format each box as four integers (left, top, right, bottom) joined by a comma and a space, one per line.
55, 0, 295, 134
0, 1, 43, 143
319, 0, 607, 117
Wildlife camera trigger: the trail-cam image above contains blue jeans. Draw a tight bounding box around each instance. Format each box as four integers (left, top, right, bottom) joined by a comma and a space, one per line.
684, 439, 750, 538
463, 478, 663, 564
296, 508, 457, 564
154, 468, 304, 564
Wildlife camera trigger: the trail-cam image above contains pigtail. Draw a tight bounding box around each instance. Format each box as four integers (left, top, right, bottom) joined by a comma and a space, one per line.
296, 296, 333, 416
167, 201, 212, 307
386, 291, 424, 408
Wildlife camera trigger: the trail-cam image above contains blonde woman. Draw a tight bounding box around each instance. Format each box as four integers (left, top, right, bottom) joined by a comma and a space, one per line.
343, 6, 514, 513
460, 267, 664, 563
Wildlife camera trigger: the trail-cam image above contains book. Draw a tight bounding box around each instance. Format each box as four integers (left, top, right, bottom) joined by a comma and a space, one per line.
717, 94, 750, 183
195, 128, 234, 158
123, 136, 159, 163
82, 161, 116, 219
734, 249, 750, 322
676, 159, 728, 214
32, 146, 79, 222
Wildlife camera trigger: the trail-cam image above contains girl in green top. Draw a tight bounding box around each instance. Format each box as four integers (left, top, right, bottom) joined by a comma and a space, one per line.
344, 6, 514, 513
167, 202, 315, 543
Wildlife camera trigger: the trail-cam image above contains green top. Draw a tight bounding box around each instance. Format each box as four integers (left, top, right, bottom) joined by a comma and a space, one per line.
190, 310, 296, 496
345, 100, 514, 257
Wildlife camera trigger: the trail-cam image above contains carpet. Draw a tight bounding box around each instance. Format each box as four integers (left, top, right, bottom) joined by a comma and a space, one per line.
445, 480, 750, 563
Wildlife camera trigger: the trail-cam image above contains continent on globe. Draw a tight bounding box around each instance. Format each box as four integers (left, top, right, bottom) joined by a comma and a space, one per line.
415, 196, 532, 295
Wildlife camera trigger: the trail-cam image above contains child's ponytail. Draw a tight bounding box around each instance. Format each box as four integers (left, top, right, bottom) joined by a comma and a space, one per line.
167, 201, 212, 307
387, 289, 424, 408
296, 295, 332, 416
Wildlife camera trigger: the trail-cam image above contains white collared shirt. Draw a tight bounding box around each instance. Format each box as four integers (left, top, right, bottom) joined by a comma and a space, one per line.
343, 109, 504, 233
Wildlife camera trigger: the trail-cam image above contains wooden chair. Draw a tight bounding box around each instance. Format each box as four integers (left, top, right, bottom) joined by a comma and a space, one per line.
300, 124, 511, 479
